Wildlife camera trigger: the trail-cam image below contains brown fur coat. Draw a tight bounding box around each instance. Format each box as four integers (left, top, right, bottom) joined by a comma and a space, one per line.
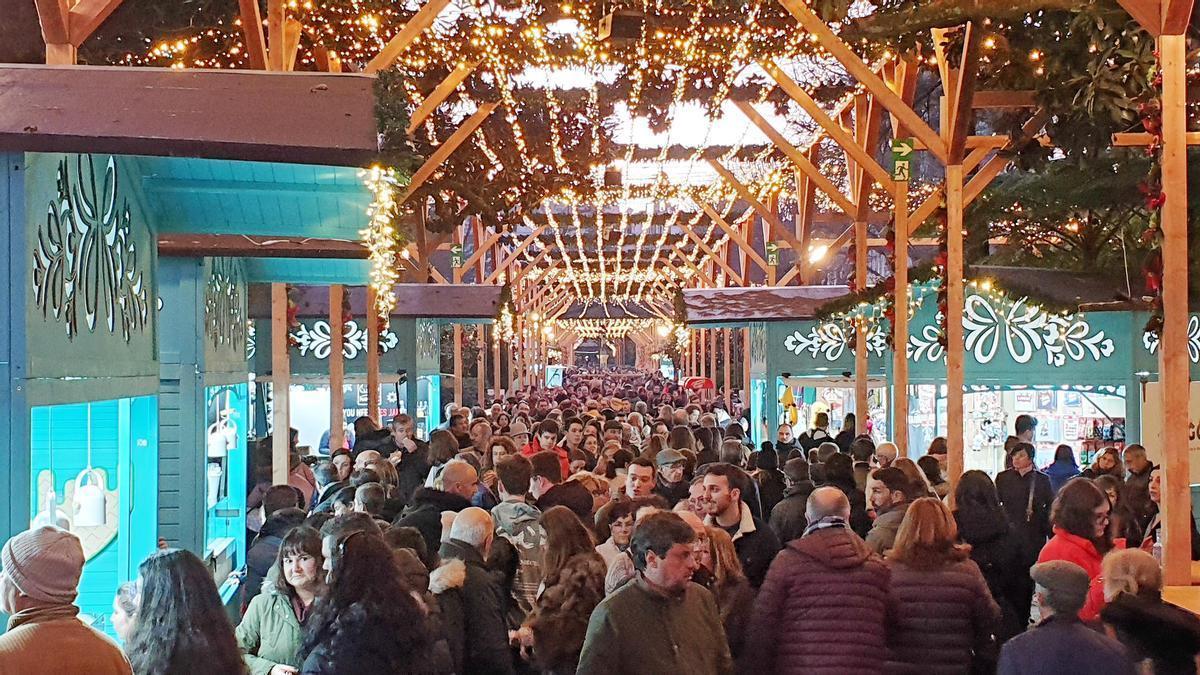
524, 551, 607, 673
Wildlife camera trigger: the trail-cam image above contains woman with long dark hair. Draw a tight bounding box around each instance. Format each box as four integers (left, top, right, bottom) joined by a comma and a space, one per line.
516, 506, 606, 675
1037, 477, 1120, 621
237, 526, 325, 675
953, 470, 1025, 643
299, 531, 433, 674
1043, 444, 1081, 494
126, 549, 246, 675
918, 455, 950, 499
886, 498, 1001, 674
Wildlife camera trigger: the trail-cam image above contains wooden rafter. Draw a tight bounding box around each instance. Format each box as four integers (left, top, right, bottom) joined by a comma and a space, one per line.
683, 224, 742, 285
238, 0, 268, 70
700, 202, 770, 274
707, 159, 802, 254
364, 0, 453, 74
487, 224, 548, 284
399, 102, 498, 204
267, 0, 286, 71
407, 60, 481, 134
763, 62, 894, 191
67, 0, 124, 47
777, 0, 948, 164
733, 100, 856, 218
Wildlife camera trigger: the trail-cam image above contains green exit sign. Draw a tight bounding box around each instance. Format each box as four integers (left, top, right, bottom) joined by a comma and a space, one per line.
892, 138, 914, 181
450, 244, 464, 268
766, 241, 779, 266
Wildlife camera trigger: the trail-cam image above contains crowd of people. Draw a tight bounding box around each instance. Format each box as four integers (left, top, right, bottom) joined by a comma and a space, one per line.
3, 368, 1200, 674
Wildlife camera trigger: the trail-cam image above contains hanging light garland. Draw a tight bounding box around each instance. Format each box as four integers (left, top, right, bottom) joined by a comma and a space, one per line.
360, 165, 403, 324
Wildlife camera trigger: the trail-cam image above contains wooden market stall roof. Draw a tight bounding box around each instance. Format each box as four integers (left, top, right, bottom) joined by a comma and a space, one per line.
249, 283, 504, 319
0, 64, 377, 165
682, 286, 851, 323
970, 265, 1143, 309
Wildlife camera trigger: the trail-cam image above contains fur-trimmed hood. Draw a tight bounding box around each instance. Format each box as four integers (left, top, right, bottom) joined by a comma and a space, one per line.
429, 558, 466, 594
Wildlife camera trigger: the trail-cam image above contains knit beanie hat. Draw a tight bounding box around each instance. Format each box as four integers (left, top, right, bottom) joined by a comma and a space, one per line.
1, 526, 84, 604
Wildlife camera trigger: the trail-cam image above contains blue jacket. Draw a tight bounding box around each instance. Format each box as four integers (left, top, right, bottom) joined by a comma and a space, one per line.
998, 615, 1136, 675
1043, 461, 1080, 494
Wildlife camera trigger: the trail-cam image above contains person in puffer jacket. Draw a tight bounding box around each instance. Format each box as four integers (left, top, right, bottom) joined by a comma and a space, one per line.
885, 497, 1001, 675
744, 487, 891, 674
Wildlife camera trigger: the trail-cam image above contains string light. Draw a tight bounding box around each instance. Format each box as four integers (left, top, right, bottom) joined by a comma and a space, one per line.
360, 165, 402, 325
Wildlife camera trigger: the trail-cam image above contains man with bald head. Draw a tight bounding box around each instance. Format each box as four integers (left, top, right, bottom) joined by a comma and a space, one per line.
744, 487, 891, 673
432, 507, 514, 675
395, 459, 477, 562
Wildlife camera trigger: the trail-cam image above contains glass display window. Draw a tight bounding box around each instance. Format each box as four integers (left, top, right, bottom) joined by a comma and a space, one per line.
203, 383, 248, 602
28, 396, 158, 637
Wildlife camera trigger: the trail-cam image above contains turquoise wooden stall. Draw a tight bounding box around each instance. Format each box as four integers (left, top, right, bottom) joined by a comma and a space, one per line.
2, 152, 161, 633
0, 63, 383, 626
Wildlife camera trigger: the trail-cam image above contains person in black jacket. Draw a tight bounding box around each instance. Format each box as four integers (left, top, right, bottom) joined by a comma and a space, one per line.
393, 460, 477, 560
753, 446, 787, 520
383, 414, 430, 507
429, 508, 515, 675
311, 461, 348, 513
954, 470, 1027, 643
769, 457, 816, 544
700, 463, 781, 587
530, 450, 593, 525
299, 527, 435, 675
995, 442, 1053, 625
820, 453, 871, 538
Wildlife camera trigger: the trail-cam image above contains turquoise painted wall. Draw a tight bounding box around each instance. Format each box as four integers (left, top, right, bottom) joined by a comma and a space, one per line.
22, 153, 159, 404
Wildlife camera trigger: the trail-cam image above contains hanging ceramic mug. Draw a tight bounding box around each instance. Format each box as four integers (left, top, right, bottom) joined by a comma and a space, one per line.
73, 468, 107, 528
207, 420, 229, 458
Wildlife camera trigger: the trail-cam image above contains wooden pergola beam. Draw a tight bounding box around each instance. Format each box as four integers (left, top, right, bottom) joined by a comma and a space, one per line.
33, 0, 74, 63
237, 0, 268, 70
267, 0, 286, 71
67, 0, 124, 47
778, 0, 948, 163
733, 100, 856, 218
700, 202, 771, 274
488, 224, 548, 284
364, 0, 453, 74
1116, 0, 1162, 35
707, 159, 802, 254
398, 102, 498, 204
683, 225, 743, 285
462, 228, 502, 277
762, 61, 894, 190
407, 60, 481, 134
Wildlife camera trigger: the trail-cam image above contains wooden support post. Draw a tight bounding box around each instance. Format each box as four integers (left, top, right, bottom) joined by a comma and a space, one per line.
477, 325, 486, 406
493, 331, 501, 400
270, 283, 290, 485
329, 285, 345, 453
699, 329, 708, 379
453, 324, 464, 405
710, 330, 719, 400
366, 287, 381, 424
723, 328, 732, 408
1159, 31, 1192, 586
742, 327, 752, 416
855, 220, 869, 435
945, 164, 966, 483
893, 183, 910, 456
266, 0, 286, 71
236, 0, 267, 69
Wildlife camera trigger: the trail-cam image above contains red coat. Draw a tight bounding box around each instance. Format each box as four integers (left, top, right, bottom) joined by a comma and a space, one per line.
521, 439, 570, 481
1036, 527, 1124, 621
744, 526, 890, 674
